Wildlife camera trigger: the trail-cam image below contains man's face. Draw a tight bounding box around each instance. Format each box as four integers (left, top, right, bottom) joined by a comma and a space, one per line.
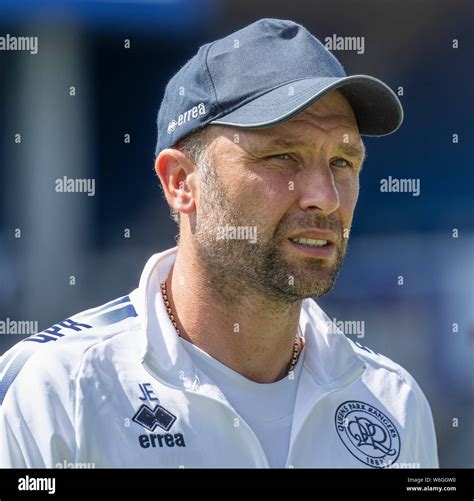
192, 90, 365, 302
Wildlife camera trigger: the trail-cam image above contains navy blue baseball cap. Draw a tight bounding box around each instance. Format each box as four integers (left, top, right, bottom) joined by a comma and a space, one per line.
155, 18, 403, 156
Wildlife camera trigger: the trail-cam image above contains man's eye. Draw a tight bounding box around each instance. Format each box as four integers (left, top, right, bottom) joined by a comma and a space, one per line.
266, 153, 293, 161
331, 157, 353, 168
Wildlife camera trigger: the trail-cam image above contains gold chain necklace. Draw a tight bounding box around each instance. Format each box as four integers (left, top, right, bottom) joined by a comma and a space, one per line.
160, 280, 301, 375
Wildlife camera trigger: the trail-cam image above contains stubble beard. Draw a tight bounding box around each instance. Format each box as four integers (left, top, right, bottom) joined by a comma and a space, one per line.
193, 164, 348, 306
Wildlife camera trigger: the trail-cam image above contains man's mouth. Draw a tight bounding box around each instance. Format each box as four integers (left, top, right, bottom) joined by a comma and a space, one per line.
286, 236, 335, 258
289, 237, 328, 248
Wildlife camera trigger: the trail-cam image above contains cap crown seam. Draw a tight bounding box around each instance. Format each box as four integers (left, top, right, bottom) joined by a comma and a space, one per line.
204, 41, 223, 117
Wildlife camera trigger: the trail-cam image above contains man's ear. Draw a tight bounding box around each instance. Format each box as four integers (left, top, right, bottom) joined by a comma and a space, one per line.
155, 149, 198, 217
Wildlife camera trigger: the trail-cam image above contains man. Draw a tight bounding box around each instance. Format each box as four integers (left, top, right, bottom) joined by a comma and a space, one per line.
0, 18, 438, 468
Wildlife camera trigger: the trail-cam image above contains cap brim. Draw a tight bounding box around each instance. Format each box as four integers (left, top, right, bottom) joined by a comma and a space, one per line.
210, 75, 403, 136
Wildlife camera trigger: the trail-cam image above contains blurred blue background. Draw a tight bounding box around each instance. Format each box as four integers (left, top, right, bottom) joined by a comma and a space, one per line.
0, 0, 472, 468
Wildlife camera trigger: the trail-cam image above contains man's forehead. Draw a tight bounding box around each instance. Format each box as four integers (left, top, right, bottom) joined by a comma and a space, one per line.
209, 90, 365, 160
292, 91, 359, 126
237, 91, 361, 142
249, 117, 361, 143
234, 112, 364, 155
210, 122, 365, 162
247, 132, 366, 160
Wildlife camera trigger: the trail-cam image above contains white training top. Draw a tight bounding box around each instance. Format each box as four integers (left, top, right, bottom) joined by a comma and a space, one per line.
0, 247, 439, 468
180, 336, 305, 467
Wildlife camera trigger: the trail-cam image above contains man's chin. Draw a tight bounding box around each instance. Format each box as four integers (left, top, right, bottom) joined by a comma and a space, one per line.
287, 262, 341, 295
267, 270, 337, 300
291, 282, 335, 299
281, 244, 345, 293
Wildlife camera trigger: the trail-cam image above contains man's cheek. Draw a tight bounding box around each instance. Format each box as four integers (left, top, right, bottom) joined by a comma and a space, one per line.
338, 181, 359, 220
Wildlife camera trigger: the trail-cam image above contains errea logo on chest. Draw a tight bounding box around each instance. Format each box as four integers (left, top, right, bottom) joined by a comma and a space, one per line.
132, 383, 187, 450
167, 102, 206, 134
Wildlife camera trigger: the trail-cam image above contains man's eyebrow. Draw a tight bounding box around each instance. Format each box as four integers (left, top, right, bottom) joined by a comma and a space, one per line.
250, 137, 367, 162
250, 137, 311, 153
336, 142, 367, 162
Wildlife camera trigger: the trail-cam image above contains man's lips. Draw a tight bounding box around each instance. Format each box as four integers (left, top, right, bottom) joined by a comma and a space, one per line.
287, 230, 337, 245
286, 238, 336, 258
285, 230, 338, 258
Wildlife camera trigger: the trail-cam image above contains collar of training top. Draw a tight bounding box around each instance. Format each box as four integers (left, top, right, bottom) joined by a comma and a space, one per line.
130, 247, 366, 392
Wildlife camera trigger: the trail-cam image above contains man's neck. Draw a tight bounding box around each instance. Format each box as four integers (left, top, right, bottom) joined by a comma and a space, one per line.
167, 244, 303, 384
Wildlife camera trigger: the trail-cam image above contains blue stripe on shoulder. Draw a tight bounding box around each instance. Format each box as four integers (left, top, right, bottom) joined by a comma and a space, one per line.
0, 316, 95, 404
92, 304, 138, 327
81, 295, 131, 318
0, 346, 37, 405
0, 298, 138, 405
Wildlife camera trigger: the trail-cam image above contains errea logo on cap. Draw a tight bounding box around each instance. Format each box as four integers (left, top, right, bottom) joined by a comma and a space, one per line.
167, 102, 206, 134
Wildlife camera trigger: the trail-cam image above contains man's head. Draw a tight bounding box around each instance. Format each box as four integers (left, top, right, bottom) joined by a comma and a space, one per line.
154, 18, 402, 303
156, 89, 365, 301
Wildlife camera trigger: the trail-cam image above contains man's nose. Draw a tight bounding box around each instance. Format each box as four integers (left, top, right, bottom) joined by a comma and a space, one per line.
296, 163, 340, 215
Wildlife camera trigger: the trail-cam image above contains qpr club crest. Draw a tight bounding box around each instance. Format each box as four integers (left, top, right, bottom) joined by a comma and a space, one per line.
335, 400, 401, 468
